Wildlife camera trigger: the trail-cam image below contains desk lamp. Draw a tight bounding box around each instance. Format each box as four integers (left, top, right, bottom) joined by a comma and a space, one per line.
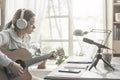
73, 29, 115, 71
73, 29, 88, 36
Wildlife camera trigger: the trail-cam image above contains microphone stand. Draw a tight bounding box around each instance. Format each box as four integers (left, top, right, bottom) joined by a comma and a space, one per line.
88, 47, 115, 71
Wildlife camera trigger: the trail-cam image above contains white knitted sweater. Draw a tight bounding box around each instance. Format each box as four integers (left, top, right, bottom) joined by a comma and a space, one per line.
0, 28, 30, 66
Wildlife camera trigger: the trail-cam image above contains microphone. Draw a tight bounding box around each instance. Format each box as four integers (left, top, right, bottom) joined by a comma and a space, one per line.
83, 38, 110, 49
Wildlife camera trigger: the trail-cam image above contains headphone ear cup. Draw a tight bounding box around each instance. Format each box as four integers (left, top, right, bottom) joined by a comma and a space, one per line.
16, 18, 27, 29
16, 9, 27, 29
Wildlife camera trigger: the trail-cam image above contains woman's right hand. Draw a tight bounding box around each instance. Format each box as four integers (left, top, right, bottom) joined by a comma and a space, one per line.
7, 62, 24, 77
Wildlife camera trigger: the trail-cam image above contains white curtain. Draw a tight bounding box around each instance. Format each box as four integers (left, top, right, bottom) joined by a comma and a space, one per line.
5, 0, 48, 43
72, 0, 106, 57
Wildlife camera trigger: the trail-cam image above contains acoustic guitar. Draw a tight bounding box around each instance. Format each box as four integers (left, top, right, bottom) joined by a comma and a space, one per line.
0, 48, 58, 80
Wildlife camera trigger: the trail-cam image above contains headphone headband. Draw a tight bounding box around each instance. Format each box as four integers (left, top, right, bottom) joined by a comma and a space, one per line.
20, 9, 25, 19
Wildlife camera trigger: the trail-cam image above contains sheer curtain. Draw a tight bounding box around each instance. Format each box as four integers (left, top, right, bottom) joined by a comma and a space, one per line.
72, 0, 107, 57
5, 0, 48, 43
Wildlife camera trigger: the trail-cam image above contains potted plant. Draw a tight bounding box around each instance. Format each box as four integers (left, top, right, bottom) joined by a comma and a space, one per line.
56, 56, 68, 65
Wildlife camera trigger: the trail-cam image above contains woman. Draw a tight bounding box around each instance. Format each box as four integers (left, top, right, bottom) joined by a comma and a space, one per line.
0, 9, 49, 80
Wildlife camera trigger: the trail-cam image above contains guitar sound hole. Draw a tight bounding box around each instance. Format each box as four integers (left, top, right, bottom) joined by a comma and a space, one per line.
16, 59, 26, 69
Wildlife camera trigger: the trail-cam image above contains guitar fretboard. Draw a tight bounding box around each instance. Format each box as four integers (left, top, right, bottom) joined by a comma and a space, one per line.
24, 53, 52, 67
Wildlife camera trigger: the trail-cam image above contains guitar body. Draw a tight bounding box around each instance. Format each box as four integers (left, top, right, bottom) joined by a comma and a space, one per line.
0, 67, 9, 80
0, 48, 32, 80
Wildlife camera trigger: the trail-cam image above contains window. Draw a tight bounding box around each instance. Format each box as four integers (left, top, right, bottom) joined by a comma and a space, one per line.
39, 0, 70, 56
39, 0, 107, 57
72, 0, 107, 57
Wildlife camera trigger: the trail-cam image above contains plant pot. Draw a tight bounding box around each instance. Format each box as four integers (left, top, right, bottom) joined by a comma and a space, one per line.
37, 61, 46, 69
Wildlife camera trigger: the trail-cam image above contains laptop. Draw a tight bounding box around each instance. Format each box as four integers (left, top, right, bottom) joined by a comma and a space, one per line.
66, 39, 104, 64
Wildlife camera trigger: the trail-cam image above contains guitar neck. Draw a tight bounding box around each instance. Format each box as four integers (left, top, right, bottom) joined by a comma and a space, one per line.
24, 53, 52, 67
0, 48, 55, 68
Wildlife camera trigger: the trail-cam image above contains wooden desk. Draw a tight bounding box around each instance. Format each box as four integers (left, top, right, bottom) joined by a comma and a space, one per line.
44, 57, 120, 80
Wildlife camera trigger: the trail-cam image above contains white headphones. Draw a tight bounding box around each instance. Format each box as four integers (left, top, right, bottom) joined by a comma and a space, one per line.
16, 9, 27, 29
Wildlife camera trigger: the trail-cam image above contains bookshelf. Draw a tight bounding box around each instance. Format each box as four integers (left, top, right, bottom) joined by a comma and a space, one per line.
113, 0, 120, 54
